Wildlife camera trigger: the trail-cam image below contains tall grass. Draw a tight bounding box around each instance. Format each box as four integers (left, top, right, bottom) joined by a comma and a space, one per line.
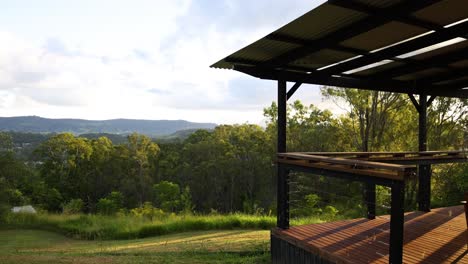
2, 212, 323, 240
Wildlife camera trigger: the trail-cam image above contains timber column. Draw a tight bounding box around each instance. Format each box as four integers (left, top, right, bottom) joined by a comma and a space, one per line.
277, 80, 289, 229
418, 93, 431, 212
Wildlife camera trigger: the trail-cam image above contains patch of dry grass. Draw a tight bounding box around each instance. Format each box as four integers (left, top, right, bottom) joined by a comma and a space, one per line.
0, 229, 270, 264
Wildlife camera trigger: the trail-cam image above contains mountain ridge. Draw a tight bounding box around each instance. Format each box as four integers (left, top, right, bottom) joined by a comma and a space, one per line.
0, 116, 216, 136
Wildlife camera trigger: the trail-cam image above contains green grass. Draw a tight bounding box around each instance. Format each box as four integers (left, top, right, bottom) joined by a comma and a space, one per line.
0, 229, 270, 264
2, 212, 323, 240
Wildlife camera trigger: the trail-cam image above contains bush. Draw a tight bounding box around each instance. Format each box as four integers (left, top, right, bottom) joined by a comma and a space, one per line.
131, 202, 165, 221
96, 191, 124, 215
96, 198, 119, 215
41, 187, 64, 212
107, 191, 124, 208
63, 199, 84, 214
154, 181, 180, 212
323, 205, 339, 219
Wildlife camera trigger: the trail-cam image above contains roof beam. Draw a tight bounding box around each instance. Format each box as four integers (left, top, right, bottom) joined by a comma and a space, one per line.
265, 33, 368, 55
287, 82, 302, 101
328, 0, 444, 31
370, 47, 468, 79
427, 95, 437, 106
265, 33, 458, 74
319, 20, 468, 75
234, 65, 468, 99
419, 67, 468, 85
259, 1, 441, 69
408, 94, 421, 113
224, 57, 317, 73
408, 94, 437, 113
445, 80, 468, 90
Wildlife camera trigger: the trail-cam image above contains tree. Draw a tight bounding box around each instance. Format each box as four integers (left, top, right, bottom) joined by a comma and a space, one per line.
428, 97, 467, 150
36, 133, 93, 202
321, 87, 410, 152
154, 181, 181, 212
118, 133, 160, 207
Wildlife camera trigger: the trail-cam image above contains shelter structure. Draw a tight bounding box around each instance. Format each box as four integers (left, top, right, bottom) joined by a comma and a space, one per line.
212, 0, 468, 263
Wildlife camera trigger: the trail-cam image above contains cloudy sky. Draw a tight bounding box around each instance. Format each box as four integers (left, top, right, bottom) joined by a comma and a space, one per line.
0, 0, 335, 124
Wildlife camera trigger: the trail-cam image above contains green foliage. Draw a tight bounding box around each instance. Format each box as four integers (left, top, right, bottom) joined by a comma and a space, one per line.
432, 163, 468, 206
1, 212, 316, 240
5, 189, 28, 206
95, 191, 124, 215
107, 191, 124, 209
0, 93, 466, 223
131, 202, 165, 221
323, 205, 339, 218
0, 178, 10, 222
96, 198, 118, 216
0, 132, 13, 151
62, 199, 84, 214
180, 186, 194, 213
154, 181, 181, 212
292, 194, 322, 217
45, 188, 64, 212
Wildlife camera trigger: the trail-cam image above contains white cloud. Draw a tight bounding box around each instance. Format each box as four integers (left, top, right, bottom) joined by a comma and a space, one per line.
0, 0, 333, 124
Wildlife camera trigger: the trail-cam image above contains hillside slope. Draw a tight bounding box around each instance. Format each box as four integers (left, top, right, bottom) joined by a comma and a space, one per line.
0, 116, 216, 136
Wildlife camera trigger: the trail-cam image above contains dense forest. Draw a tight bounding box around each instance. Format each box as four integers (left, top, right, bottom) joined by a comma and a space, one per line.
1, 88, 467, 220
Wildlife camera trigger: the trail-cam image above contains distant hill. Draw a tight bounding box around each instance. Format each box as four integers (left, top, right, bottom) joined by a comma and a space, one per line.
0, 116, 216, 136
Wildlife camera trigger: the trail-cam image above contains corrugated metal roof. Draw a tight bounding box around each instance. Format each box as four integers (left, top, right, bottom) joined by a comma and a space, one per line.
211, 0, 468, 98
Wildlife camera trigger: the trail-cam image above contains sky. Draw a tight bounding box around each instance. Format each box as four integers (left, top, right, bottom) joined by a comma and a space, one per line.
0, 0, 338, 125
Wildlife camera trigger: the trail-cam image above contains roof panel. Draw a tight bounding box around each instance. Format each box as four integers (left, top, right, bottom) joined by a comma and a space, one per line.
433, 76, 468, 85
409, 39, 468, 60
274, 4, 365, 41
340, 21, 428, 51
211, 0, 468, 98
291, 49, 356, 69
413, 0, 468, 26
356, 0, 404, 8
232, 39, 300, 63
395, 68, 448, 81
450, 59, 468, 68
352, 61, 405, 76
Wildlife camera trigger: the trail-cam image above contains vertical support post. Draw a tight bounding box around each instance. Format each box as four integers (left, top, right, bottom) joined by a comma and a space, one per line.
365, 182, 376, 219
390, 181, 405, 264
418, 93, 431, 212
277, 80, 289, 229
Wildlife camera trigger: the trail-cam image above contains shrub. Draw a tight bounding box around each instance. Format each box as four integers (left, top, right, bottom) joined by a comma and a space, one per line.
63, 199, 84, 214
96, 191, 124, 215
42, 187, 63, 212
131, 202, 165, 221
180, 186, 194, 213
323, 205, 339, 218
107, 191, 124, 208
96, 198, 118, 215
154, 181, 180, 212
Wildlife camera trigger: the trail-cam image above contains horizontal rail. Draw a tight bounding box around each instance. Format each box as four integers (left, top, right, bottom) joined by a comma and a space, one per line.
278, 153, 414, 171
293, 151, 468, 165
301, 150, 467, 158
277, 153, 417, 181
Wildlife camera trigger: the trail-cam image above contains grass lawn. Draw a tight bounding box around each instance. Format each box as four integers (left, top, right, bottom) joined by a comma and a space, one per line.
0, 229, 271, 264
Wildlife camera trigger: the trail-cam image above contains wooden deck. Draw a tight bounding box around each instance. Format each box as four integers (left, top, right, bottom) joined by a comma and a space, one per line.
272, 206, 467, 264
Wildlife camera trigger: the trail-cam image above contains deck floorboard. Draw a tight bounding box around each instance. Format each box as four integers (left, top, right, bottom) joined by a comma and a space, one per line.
272, 206, 467, 263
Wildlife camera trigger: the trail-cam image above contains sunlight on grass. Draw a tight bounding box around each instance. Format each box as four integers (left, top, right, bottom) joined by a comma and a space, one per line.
3, 212, 322, 240
0, 229, 270, 264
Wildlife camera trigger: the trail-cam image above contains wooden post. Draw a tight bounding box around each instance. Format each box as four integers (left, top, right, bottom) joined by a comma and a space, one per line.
418, 93, 431, 212
365, 182, 376, 219
390, 181, 405, 264
277, 80, 289, 229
